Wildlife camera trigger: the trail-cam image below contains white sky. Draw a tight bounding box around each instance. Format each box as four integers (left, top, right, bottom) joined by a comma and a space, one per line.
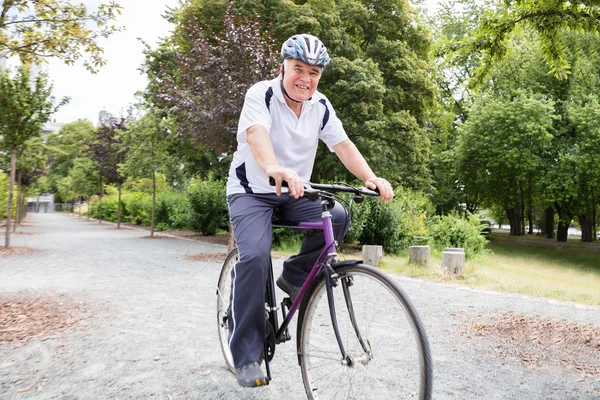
20, 0, 180, 125
5, 0, 441, 127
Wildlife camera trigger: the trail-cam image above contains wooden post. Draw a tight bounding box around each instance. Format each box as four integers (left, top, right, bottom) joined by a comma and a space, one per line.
409, 246, 430, 265
362, 245, 382, 266
441, 251, 465, 276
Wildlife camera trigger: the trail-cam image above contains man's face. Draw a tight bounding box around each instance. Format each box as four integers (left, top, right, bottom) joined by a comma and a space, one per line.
281, 60, 322, 102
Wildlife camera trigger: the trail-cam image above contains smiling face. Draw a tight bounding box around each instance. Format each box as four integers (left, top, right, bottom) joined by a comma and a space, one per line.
281, 59, 322, 103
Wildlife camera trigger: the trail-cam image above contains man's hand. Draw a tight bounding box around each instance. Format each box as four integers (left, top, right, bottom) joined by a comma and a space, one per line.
266, 166, 304, 198
365, 177, 394, 203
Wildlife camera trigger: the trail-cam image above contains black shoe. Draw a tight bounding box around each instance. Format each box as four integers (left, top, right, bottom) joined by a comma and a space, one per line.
276, 275, 301, 302
236, 362, 268, 387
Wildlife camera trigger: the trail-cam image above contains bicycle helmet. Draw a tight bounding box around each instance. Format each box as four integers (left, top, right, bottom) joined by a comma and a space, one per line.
281, 34, 330, 68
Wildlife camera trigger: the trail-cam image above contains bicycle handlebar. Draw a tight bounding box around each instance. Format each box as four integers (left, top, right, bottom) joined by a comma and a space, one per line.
268, 177, 380, 199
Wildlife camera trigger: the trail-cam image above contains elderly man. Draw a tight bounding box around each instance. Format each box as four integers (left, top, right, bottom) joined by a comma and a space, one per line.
226, 33, 393, 387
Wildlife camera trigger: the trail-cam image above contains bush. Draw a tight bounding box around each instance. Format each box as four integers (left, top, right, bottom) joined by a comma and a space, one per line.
155, 190, 192, 229
346, 187, 433, 254
425, 213, 487, 259
122, 192, 152, 225
187, 178, 228, 235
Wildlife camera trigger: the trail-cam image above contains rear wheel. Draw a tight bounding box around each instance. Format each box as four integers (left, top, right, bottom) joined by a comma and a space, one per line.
297, 264, 433, 399
216, 248, 238, 374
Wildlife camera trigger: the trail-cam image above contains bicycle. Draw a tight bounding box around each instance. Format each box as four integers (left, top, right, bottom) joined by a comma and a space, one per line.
216, 181, 433, 399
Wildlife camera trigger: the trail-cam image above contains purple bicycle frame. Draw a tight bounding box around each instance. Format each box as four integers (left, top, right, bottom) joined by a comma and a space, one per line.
274, 209, 337, 342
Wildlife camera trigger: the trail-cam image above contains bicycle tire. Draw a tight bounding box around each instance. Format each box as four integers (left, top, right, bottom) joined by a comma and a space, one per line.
297, 263, 433, 399
216, 247, 238, 374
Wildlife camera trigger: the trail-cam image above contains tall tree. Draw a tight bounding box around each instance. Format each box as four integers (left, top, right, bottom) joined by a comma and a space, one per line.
87, 116, 127, 225
120, 113, 173, 237
0, 0, 122, 72
0, 65, 65, 248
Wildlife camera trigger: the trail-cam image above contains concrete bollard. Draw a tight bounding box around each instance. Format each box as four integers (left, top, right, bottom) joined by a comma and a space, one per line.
362, 245, 383, 266
441, 251, 465, 276
409, 245, 430, 265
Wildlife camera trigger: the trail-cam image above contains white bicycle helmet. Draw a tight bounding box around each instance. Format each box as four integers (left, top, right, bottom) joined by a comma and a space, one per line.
281, 34, 330, 68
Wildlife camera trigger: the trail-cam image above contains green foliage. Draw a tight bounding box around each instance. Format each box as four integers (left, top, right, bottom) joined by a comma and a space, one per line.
0, 0, 123, 73
348, 187, 433, 254
187, 178, 228, 235
425, 213, 487, 259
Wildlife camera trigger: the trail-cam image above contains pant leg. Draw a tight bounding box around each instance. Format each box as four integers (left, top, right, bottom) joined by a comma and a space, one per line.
227, 193, 281, 370
279, 197, 350, 287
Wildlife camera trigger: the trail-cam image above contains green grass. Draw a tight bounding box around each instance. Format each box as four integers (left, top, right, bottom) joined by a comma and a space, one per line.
379, 232, 600, 306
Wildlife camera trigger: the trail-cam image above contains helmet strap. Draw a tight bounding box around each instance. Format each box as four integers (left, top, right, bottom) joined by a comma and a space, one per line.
280, 65, 302, 104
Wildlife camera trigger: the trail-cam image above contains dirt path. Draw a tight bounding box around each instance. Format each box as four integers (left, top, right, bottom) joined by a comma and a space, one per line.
1, 213, 599, 399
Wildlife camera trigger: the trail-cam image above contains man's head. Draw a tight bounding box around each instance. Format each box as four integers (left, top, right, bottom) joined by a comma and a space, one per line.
279, 34, 330, 103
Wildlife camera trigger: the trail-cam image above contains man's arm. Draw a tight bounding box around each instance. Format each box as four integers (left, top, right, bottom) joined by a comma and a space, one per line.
332, 139, 394, 202
246, 124, 304, 198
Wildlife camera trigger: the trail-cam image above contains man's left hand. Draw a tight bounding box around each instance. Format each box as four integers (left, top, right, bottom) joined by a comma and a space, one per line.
365, 177, 394, 203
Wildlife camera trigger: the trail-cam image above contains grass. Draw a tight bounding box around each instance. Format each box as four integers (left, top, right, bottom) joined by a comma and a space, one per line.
379, 232, 600, 306
274, 231, 600, 306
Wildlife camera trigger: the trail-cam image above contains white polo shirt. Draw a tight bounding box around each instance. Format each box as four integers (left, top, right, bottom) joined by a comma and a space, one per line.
226, 77, 348, 195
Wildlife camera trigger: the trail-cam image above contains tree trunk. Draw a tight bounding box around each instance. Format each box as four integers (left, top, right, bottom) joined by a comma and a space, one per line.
13, 171, 22, 233
578, 213, 593, 242
87, 196, 90, 220
117, 183, 122, 229
557, 221, 570, 242
98, 178, 103, 223
505, 207, 522, 236
593, 188, 597, 241
151, 170, 156, 237
4, 150, 17, 248
527, 178, 533, 234
545, 207, 555, 239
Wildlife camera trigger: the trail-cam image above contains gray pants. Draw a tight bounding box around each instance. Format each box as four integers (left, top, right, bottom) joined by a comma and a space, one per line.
227, 193, 349, 370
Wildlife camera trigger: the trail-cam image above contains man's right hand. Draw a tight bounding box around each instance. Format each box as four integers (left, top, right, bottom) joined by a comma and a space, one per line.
266, 166, 304, 198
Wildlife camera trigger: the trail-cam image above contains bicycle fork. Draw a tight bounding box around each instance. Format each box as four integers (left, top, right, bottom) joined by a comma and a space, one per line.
325, 263, 373, 367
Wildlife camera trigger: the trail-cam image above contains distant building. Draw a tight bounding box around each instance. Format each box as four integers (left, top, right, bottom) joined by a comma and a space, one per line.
42, 121, 64, 141
27, 193, 55, 213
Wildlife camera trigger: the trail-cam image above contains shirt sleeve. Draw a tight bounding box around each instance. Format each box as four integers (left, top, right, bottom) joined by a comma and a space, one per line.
318, 96, 348, 152
236, 82, 272, 144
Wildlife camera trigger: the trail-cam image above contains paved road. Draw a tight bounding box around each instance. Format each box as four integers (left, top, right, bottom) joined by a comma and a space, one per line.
1, 213, 599, 399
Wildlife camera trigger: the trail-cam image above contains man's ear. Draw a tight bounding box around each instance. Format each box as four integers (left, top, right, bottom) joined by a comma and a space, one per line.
279, 63, 284, 77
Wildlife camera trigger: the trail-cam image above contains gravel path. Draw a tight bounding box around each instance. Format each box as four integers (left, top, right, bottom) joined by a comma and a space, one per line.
1, 213, 599, 399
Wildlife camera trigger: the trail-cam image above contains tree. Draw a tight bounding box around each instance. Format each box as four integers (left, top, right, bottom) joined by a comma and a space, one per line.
144, 1, 279, 155
463, 0, 600, 81
0, 65, 65, 248
87, 116, 127, 226
120, 112, 173, 237
45, 120, 95, 201
14, 135, 46, 227
456, 91, 556, 235
0, 0, 122, 72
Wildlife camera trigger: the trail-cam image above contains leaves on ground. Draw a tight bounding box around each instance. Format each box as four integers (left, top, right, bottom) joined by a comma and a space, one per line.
0, 296, 88, 344
465, 312, 600, 375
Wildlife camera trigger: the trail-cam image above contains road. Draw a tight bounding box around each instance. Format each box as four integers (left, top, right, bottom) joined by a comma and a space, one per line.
1, 213, 599, 399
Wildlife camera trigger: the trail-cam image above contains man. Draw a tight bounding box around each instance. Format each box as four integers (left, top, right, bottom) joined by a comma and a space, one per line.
226, 33, 394, 387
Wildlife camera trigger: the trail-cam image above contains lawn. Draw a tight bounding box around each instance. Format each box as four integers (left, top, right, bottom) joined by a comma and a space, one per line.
378, 231, 600, 306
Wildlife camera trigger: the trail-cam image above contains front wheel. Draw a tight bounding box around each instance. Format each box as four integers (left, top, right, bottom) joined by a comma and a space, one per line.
216, 248, 238, 374
297, 264, 433, 399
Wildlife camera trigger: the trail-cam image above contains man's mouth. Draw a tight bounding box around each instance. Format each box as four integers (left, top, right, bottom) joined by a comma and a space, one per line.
296, 84, 309, 90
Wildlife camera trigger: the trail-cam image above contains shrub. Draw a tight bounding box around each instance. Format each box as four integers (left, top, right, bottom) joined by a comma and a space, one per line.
346, 187, 433, 254
155, 190, 191, 229
122, 192, 152, 225
187, 178, 228, 235
425, 213, 487, 259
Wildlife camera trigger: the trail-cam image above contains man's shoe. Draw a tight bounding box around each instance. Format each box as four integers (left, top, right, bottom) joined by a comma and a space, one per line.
276, 275, 301, 302
236, 362, 268, 387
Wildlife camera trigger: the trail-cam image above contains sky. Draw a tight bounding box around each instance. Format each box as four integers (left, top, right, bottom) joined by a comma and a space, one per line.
19, 0, 181, 125
6, 0, 441, 127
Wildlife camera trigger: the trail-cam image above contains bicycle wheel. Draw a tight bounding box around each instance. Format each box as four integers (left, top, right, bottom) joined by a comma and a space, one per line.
216, 247, 238, 374
297, 264, 433, 399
